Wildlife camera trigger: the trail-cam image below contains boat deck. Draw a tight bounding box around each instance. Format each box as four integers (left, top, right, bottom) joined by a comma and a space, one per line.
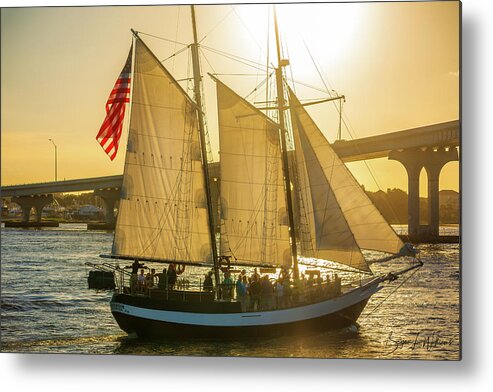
114, 277, 376, 314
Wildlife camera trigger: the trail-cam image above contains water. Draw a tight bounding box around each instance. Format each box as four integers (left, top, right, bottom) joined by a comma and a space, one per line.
0, 223, 460, 359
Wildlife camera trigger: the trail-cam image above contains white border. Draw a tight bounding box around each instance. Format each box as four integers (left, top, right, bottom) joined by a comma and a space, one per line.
1, 0, 492, 391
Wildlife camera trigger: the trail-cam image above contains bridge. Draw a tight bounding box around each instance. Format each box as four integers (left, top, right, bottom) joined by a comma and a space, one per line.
1, 175, 123, 225
333, 120, 459, 162
1, 120, 459, 241
1, 175, 123, 198
335, 120, 460, 241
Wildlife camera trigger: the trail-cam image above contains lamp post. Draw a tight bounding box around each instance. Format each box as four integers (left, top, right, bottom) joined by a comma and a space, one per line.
48, 138, 58, 182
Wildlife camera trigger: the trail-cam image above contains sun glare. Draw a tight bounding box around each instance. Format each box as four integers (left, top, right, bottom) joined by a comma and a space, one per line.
232, 3, 365, 92
277, 4, 364, 73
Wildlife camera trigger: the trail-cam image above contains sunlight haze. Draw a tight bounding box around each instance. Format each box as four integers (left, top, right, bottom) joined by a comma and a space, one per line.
1, 2, 459, 196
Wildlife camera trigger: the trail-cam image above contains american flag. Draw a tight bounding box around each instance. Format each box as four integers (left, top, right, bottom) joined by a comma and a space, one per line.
96, 46, 132, 161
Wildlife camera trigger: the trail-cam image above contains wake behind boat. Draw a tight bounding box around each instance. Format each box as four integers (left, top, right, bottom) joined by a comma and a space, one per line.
91, 5, 422, 339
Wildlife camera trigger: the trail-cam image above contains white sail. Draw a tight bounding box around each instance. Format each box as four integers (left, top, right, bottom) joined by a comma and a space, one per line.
216, 79, 291, 267
289, 89, 403, 271
112, 37, 212, 264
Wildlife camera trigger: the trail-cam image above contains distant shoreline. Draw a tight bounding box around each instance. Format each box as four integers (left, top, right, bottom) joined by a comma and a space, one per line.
0, 218, 105, 224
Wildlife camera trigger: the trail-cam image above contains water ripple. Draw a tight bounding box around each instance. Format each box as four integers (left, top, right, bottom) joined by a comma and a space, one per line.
1, 223, 460, 359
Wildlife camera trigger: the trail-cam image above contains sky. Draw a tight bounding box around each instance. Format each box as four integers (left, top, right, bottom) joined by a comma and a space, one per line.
1, 1, 459, 195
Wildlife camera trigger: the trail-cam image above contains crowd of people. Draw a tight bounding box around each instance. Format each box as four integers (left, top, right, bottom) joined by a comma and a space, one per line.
125, 260, 343, 310
125, 260, 182, 294
218, 268, 342, 312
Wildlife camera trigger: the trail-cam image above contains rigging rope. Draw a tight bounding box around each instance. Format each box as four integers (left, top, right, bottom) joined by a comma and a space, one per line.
360, 264, 421, 320
137, 31, 188, 47
201, 45, 274, 72
160, 46, 189, 64
211, 73, 266, 77
199, 5, 236, 43
232, 6, 265, 53
199, 47, 217, 75
300, 40, 401, 225
170, 6, 181, 74
298, 260, 373, 276
244, 72, 274, 100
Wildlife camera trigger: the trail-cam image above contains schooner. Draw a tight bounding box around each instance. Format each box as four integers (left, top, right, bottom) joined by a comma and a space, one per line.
94, 5, 421, 339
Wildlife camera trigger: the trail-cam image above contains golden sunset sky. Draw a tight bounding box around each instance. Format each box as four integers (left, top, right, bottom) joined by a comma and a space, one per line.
1, 1, 459, 195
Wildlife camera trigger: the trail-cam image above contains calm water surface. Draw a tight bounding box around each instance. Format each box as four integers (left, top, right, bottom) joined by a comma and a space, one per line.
0, 223, 460, 359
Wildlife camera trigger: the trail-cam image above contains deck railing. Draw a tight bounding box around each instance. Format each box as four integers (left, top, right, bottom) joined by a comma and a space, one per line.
86, 262, 352, 312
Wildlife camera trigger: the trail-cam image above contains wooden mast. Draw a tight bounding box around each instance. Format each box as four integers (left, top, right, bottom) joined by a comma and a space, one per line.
190, 5, 220, 288
273, 7, 299, 280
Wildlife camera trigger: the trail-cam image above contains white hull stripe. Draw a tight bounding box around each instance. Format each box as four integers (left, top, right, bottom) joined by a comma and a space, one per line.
111, 280, 381, 327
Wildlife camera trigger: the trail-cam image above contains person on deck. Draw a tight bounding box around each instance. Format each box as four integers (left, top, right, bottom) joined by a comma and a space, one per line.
236, 275, 247, 311
203, 271, 214, 292
167, 264, 177, 290
324, 275, 333, 298
249, 275, 261, 311
275, 278, 284, 309
145, 268, 156, 291
252, 268, 260, 281
279, 266, 290, 281
260, 275, 274, 310
137, 268, 146, 292
221, 271, 234, 300
125, 259, 146, 293
244, 276, 251, 309
243, 276, 249, 295
294, 274, 306, 304
157, 268, 168, 290
282, 277, 292, 307
334, 273, 342, 296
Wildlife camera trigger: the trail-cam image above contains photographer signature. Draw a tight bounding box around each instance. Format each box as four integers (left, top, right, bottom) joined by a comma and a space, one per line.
383, 331, 455, 354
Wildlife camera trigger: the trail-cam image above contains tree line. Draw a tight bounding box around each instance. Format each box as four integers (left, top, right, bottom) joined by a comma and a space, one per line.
365, 188, 460, 224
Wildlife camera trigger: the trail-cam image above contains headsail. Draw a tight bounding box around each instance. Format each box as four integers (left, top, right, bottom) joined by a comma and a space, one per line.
112, 36, 212, 264
215, 79, 291, 267
289, 89, 404, 271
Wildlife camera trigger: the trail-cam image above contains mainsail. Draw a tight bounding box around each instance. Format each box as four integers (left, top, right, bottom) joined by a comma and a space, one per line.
112, 37, 212, 264
289, 89, 404, 272
216, 79, 291, 267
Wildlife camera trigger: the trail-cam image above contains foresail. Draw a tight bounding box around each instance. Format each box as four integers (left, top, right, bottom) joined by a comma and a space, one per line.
216, 79, 291, 267
112, 37, 212, 264
291, 94, 369, 271
289, 89, 404, 270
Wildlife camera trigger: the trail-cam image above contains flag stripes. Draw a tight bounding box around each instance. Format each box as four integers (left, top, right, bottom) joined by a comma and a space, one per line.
96, 46, 132, 161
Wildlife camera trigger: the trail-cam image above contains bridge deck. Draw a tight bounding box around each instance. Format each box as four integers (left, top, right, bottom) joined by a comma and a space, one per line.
333, 120, 459, 162
1, 175, 123, 197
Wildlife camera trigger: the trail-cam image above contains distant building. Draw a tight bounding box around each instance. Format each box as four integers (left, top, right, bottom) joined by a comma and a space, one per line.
7, 203, 23, 218
71, 204, 103, 221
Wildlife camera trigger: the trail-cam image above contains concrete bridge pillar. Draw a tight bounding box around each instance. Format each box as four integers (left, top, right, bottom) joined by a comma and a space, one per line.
388, 149, 423, 238
94, 188, 120, 226
423, 147, 459, 237
389, 147, 458, 241
12, 194, 54, 222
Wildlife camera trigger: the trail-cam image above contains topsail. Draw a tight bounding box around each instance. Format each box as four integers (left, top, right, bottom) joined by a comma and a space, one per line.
216, 79, 291, 267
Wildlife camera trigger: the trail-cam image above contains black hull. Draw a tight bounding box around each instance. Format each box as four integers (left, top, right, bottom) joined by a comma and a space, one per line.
111, 298, 369, 339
